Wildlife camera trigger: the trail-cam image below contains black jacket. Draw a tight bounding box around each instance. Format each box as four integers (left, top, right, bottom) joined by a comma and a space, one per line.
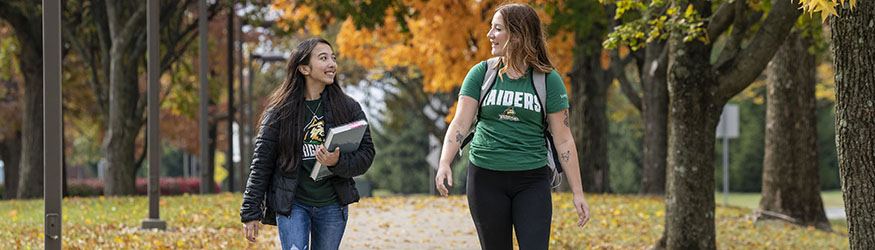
240, 91, 375, 224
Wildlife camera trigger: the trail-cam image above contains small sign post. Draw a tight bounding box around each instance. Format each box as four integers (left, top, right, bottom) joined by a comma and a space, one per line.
716, 104, 739, 206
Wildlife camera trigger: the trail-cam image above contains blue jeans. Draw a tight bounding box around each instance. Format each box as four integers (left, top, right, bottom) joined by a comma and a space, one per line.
276, 201, 348, 250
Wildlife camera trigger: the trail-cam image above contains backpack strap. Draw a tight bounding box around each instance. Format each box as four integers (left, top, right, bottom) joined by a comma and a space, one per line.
480, 58, 501, 103
459, 58, 501, 156
530, 70, 565, 176
533, 71, 547, 122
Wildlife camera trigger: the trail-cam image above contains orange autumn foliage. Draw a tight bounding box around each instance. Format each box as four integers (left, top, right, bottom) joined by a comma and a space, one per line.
273, 0, 574, 121
336, 1, 574, 93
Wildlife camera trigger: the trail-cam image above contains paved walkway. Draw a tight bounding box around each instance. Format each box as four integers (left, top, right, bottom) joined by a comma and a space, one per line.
270, 195, 480, 249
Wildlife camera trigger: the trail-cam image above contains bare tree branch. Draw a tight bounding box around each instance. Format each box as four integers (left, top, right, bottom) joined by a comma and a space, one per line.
610, 51, 642, 111
161, 2, 221, 73
385, 69, 449, 140
63, 24, 109, 116
714, 0, 749, 69
105, 0, 120, 38
707, 2, 734, 40
114, 2, 147, 49
158, 65, 180, 107
94, 2, 112, 118
714, 0, 802, 103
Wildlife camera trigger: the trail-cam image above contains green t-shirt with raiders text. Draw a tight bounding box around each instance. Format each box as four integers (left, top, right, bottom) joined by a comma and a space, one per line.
459, 61, 569, 171
296, 99, 337, 207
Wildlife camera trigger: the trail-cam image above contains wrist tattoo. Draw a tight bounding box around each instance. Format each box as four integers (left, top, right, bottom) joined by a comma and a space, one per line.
455, 131, 463, 144
561, 150, 571, 163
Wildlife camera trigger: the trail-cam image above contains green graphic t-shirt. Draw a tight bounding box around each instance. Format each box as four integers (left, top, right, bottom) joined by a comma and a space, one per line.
296, 99, 337, 207
459, 61, 569, 171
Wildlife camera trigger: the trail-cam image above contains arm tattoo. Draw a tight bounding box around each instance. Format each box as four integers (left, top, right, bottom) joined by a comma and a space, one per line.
563, 109, 569, 127
561, 150, 571, 163
455, 131, 464, 144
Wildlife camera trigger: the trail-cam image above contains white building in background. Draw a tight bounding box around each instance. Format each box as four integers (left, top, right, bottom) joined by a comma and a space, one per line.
0, 160, 4, 184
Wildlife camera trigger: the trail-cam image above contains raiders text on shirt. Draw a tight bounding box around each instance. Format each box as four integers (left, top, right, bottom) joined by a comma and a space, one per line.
482, 89, 542, 112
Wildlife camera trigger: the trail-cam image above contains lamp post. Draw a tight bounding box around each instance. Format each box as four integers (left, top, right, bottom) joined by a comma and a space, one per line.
141, 0, 166, 230
226, 1, 236, 192
43, 0, 62, 248
198, 0, 211, 194
240, 53, 285, 184
235, 6, 244, 192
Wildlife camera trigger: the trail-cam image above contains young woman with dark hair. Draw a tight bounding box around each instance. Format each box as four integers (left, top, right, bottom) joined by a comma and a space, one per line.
240, 38, 374, 250
435, 3, 591, 250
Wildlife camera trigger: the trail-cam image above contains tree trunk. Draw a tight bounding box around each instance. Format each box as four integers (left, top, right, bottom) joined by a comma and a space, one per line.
0, 132, 21, 199
15, 25, 44, 199
654, 0, 800, 247
570, 29, 612, 194
102, 58, 144, 196
639, 41, 669, 195
663, 31, 720, 250
758, 31, 830, 230
63, 1, 215, 196
62, 124, 68, 197
100, 1, 148, 196
0, 0, 43, 200
0, 2, 44, 199
830, 1, 875, 248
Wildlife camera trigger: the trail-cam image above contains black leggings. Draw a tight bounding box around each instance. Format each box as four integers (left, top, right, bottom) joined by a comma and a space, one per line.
466, 162, 552, 250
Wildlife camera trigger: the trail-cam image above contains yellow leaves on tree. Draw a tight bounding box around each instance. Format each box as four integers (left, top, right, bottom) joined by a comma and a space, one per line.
272, 0, 330, 35
797, 0, 857, 22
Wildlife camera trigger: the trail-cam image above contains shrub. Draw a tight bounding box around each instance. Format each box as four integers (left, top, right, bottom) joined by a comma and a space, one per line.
67, 179, 103, 197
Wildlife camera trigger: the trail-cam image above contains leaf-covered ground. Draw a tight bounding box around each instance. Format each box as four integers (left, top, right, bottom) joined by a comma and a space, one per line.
0, 193, 848, 249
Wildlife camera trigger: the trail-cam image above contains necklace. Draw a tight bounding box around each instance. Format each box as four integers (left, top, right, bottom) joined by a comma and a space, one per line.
305, 99, 322, 116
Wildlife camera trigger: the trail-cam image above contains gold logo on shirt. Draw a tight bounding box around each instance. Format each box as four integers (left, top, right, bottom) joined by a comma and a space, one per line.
304, 116, 325, 143
499, 108, 520, 122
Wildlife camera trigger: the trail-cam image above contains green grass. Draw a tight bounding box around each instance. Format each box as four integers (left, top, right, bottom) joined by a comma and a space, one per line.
715, 190, 845, 208
371, 188, 395, 197
819, 190, 846, 207
0, 193, 277, 249
551, 193, 847, 249
713, 190, 849, 236
0, 193, 848, 249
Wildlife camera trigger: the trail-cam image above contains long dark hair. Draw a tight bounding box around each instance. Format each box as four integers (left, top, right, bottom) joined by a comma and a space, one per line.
260, 38, 352, 175
496, 3, 555, 76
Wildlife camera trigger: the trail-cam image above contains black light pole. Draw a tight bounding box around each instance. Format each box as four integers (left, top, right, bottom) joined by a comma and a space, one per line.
141, 0, 166, 230
246, 54, 286, 130
43, 0, 62, 248
242, 53, 285, 183
236, 6, 246, 192
198, 0, 211, 194
226, 1, 236, 192
244, 53, 257, 185
247, 53, 260, 146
